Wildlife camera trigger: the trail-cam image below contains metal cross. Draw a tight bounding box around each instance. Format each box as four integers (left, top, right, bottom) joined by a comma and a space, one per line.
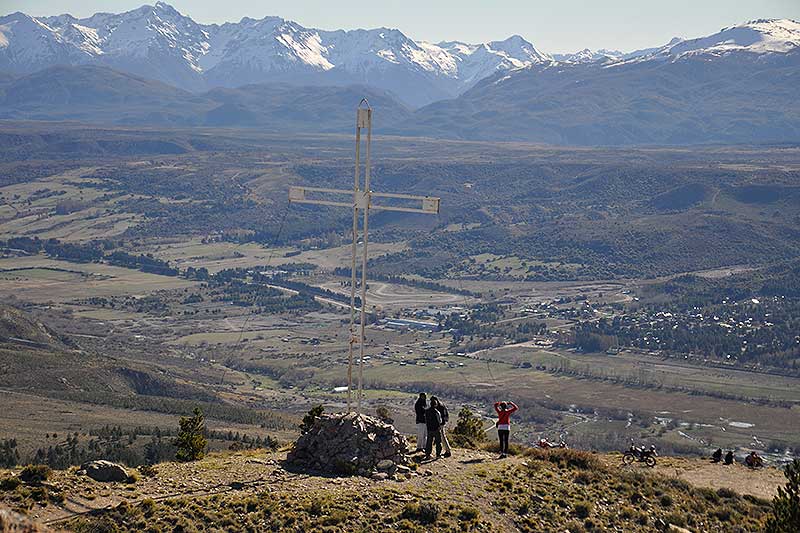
288, 99, 440, 413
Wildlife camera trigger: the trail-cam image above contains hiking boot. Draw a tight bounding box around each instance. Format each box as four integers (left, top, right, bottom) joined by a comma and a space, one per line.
443, 451, 452, 458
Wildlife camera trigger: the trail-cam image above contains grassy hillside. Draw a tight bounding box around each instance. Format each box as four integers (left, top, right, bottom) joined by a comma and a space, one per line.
0, 447, 781, 532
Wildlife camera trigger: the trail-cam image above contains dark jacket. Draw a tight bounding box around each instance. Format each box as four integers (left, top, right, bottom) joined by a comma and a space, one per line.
415, 397, 427, 424
425, 406, 442, 431
436, 403, 449, 425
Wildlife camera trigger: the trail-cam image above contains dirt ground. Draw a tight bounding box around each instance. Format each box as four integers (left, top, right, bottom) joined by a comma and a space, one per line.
2, 449, 787, 529
651, 455, 786, 501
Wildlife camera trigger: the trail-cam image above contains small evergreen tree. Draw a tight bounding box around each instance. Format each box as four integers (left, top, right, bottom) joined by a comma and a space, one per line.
300, 405, 324, 435
766, 459, 800, 532
375, 405, 394, 424
174, 408, 207, 462
450, 407, 487, 448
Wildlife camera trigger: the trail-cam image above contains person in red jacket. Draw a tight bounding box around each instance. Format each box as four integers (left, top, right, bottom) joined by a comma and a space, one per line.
494, 401, 519, 458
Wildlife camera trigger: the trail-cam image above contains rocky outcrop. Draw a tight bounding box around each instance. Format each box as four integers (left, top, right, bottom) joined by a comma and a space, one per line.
80, 460, 128, 482
287, 413, 410, 477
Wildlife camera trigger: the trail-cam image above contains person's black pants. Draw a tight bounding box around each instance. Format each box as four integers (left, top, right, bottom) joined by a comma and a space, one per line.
425, 428, 442, 457
498, 429, 510, 454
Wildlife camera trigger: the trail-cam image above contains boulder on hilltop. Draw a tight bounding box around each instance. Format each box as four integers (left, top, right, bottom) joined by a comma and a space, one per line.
287, 412, 410, 477
80, 460, 129, 482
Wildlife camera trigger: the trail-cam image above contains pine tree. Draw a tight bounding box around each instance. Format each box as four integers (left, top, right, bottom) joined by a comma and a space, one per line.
300, 405, 324, 435
766, 459, 800, 532
173, 408, 207, 462
450, 407, 487, 448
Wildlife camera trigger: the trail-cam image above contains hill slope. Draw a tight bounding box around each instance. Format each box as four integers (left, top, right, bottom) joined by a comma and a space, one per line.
0, 448, 779, 531
0, 65, 411, 130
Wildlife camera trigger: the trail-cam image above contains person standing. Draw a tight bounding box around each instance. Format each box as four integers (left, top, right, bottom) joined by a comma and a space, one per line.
414, 393, 427, 453
494, 400, 519, 458
424, 397, 443, 459
431, 396, 452, 458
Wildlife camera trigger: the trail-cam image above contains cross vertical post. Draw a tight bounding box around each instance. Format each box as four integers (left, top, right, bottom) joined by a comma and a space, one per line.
289, 100, 440, 414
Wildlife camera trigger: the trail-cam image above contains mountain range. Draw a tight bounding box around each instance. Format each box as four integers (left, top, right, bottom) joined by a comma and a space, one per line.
0, 3, 798, 145
0, 2, 549, 107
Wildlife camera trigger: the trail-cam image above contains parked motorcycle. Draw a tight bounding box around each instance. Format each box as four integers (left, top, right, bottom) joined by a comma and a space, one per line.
622, 444, 657, 467
537, 438, 568, 449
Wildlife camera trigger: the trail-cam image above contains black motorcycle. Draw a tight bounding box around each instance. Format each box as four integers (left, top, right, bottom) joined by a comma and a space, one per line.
622, 445, 657, 467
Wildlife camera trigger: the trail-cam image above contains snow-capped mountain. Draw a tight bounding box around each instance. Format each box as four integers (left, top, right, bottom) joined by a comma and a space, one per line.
0, 2, 550, 106
656, 19, 800, 58
550, 18, 800, 66
387, 18, 800, 145
553, 38, 683, 64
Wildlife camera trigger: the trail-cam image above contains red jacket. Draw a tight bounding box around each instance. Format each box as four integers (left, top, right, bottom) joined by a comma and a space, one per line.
494, 402, 518, 426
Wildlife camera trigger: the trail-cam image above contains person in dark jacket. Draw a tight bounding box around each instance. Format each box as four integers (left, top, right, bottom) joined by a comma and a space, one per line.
724, 450, 735, 465
414, 393, 427, 453
424, 397, 443, 459
711, 448, 723, 463
431, 396, 452, 458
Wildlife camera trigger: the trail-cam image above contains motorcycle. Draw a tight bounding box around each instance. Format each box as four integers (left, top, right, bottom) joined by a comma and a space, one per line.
622, 444, 657, 467
537, 438, 568, 449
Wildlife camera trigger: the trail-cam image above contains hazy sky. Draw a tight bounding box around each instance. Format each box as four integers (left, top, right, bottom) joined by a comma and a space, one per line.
5, 0, 800, 53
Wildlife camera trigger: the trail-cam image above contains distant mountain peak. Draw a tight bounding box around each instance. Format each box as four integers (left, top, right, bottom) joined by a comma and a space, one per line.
0, 3, 550, 106
661, 18, 800, 58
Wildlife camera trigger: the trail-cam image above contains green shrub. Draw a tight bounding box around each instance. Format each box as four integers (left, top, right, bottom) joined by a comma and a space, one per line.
716, 487, 737, 499
660, 494, 673, 507
766, 459, 800, 533
450, 407, 486, 448
574, 501, 593, 519
139, 497, 157, 517
481, 441, 524, 456
375, 406, 393, 424
401, 502, 440, 525
19, 464, 51, 485
695, 487, 720, 503
715, 508, 732, 522
564, 520, 586, 533
459, 506, 479, 521
307, 497, 326, 516
174, 408, 207, 462
300, 405, 324, 435
137, 464, 157, 478
29, 486, 49, 502
322, 510, 349, 525
0, 476, 22, 491
666, 511, 687, 527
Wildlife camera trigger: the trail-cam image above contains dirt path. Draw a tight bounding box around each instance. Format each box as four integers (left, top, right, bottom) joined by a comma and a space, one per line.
652, 456, 785, 500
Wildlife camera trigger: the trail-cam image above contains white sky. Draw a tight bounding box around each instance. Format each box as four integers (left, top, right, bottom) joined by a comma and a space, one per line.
4, 0, 800, 53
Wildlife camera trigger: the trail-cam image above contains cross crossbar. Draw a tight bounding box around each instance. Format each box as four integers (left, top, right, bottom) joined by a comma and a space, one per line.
289, 186, 440, 214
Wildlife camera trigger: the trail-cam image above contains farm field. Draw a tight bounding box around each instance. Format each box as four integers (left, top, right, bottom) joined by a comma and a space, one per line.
0, 125, 799, 473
